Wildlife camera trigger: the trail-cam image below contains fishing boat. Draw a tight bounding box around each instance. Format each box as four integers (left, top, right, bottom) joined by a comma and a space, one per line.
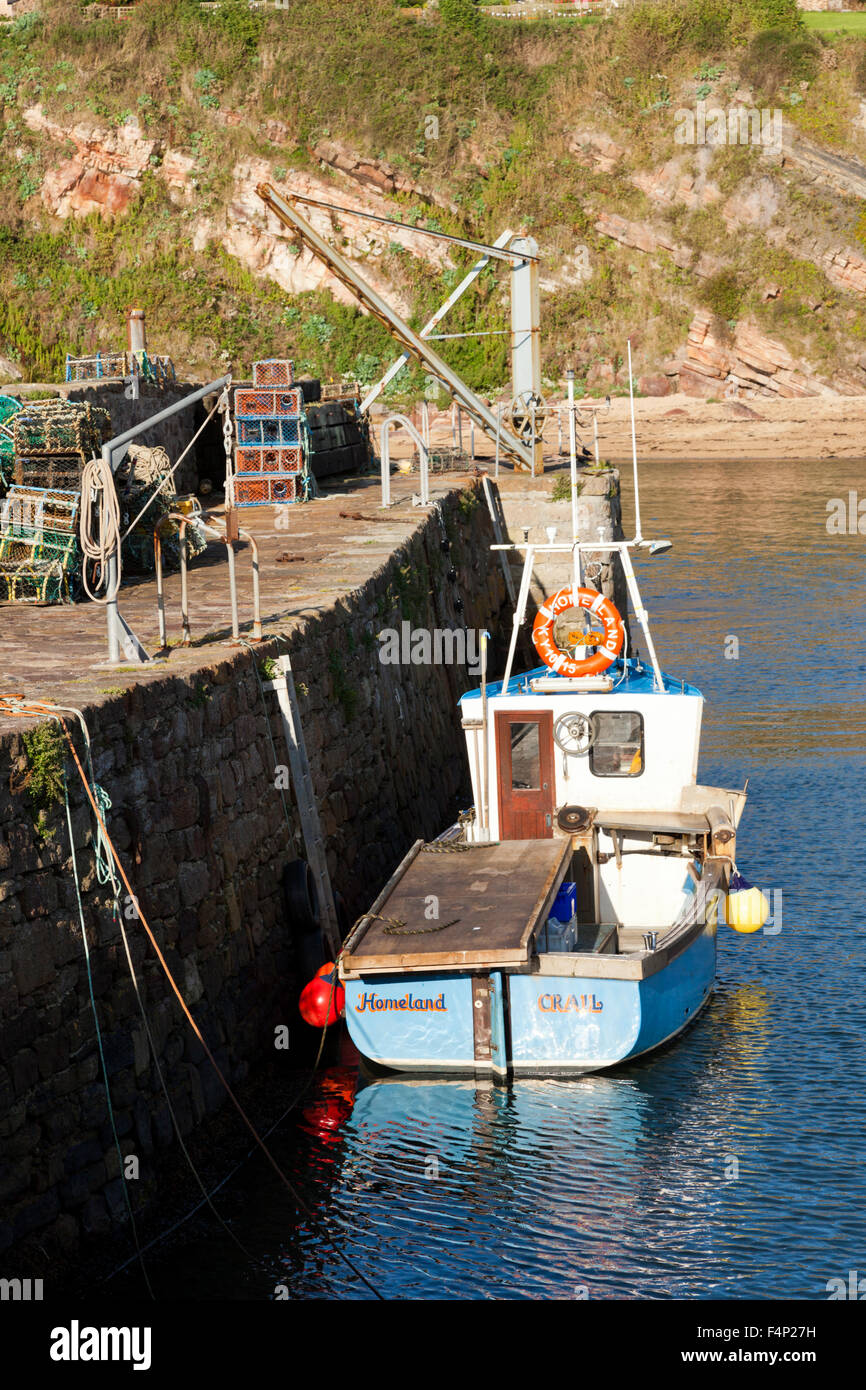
338, 400, 756, 1078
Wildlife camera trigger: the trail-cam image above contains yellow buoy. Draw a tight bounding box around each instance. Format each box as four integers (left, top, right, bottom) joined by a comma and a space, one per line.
725, 875, 770, 934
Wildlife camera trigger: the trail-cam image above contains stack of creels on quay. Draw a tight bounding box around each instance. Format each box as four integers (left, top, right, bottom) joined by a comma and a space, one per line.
0, 394, 22, 492
0, 484, 81, 605
12, 399, 111, 491
117, 444, 207, 575
305, 380, 372, 480
233, 359, 311, 506
0, 400, 110, 605
64, 349, 177, 386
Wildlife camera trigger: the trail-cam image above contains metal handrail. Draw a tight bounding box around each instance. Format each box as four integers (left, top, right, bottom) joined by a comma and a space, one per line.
153, 512, 261, 652
379, 414, 430, 508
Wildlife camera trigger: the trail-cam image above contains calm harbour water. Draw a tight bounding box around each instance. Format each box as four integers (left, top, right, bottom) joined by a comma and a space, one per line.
131, 457, 866, 1300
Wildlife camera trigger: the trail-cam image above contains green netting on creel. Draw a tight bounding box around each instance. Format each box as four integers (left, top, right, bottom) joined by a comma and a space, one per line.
0, 396, 21, 489
0, 534, 76, 604
121, 486, 207, 576
12, 400, 111, 457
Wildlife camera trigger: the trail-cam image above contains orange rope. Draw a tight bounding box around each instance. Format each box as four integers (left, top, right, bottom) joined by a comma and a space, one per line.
2, 693, 381, 1299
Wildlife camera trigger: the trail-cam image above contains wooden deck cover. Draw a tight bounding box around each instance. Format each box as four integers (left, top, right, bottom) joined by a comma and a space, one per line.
341, 838, 572, 976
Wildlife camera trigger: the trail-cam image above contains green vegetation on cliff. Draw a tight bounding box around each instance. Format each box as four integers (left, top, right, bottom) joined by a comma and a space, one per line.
0, 0, 865, 395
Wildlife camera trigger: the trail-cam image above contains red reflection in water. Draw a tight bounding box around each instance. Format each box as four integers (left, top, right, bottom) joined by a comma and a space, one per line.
299, 1064, 358, 1147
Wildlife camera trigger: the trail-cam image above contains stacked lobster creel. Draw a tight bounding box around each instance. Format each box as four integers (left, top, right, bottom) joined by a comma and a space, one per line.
305, 380, 371, 481
0, 395, 21, 495
233, 359, 309, 507
0, 399, 110, 605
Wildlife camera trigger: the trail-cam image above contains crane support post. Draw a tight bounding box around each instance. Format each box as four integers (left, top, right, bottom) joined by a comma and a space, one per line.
256, 184, 534, 471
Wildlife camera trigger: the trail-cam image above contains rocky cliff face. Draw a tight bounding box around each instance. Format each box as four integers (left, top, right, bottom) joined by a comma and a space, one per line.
13, 80, 866, 399
22, 106, 456, 320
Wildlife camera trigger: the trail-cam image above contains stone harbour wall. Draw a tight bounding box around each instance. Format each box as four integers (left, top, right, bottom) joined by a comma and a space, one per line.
0, 473, 624, 1266
0, 485, 512, 1263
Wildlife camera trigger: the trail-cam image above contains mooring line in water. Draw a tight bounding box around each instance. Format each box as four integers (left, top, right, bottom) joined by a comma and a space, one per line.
107, 960, 343, 1287
57, 713, 381, 1299
61, 752, 155, 1300
4, 692, 381, 1299
105, 1029, 338, 1287
53, 702, 261, 1286
111, 876, 262, 1275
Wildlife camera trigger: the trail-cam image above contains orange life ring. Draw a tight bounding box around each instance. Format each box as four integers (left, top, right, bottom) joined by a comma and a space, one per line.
532, 586, 625, 678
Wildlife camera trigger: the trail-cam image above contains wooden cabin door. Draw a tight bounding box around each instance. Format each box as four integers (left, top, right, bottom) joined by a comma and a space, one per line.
495, 710, 554, 840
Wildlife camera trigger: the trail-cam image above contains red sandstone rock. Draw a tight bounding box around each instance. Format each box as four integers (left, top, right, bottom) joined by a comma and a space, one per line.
568, 130, 625, 172
638, 374, 671, 397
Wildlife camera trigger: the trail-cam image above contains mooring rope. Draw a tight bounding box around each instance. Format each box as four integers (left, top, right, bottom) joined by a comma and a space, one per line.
1, 693, 382, 1300
51, 703, 261, 1282
79, 453, 122, 604
61, 753, 155, 1299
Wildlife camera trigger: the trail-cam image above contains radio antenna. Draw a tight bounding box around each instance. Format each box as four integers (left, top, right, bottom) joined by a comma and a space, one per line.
627, 338, 642, 543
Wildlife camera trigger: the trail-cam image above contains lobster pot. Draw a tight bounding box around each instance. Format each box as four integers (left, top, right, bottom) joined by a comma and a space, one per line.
252, 358, 294, 387
14, 455, 83, 491
235, 387, 303, 420
429, 447, 471, 474
12, 401, 110, 457
0, 550, 71, 604
2, 486, 79, 536
321, 380, 360, 402
65, 352, 128, 383
235, 445, 303, 476
237, 416, 304, 447
234, 473, 299, 507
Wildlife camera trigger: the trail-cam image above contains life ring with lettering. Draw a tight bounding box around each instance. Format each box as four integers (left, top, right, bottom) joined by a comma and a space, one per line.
532, 585, 625, 678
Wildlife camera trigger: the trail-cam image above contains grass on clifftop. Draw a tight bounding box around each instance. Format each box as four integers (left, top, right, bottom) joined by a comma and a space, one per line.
1, 0, 866, 393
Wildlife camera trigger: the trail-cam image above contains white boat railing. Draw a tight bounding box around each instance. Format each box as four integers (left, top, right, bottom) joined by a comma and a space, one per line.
493, 539, 667, 695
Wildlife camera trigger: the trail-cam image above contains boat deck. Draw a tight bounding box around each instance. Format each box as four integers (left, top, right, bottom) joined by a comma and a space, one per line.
340, 836, 571, 976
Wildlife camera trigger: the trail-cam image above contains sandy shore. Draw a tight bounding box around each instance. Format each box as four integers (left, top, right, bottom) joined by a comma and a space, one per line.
581, 393, 866, 464
411, 392, 866, 465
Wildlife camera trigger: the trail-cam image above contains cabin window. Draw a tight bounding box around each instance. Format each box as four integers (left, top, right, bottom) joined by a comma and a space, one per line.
589, 711, 644, 778
510, 722, 541, 789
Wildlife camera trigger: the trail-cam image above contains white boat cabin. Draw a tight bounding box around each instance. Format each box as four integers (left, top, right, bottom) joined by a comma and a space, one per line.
460, 657, 703, 835
459, 656, 743, 937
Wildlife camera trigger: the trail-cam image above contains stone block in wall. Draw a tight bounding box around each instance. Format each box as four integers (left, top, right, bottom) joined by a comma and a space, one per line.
177, 861, 210, 910
14, 1190, 60, 1240
11, 919, 56, 995
0, 1157, 33, 1204
81, 1194, 110, 1237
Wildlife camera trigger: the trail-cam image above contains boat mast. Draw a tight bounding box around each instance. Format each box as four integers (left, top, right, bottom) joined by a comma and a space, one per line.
497, 349, 671, 694
627, 338, 643, 543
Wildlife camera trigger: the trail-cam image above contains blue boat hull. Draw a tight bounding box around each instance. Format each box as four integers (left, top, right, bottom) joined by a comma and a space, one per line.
344, 918, 716, 1078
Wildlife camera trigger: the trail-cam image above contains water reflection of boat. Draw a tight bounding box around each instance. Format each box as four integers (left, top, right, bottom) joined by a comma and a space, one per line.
339, 414, 753, 1078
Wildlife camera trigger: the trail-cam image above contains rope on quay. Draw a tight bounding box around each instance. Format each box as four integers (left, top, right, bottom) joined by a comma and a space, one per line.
79, 453, 123, 603
0, 692, 382, 1300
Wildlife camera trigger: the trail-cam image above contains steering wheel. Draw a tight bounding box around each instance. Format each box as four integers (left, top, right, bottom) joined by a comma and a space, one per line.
509, 390, 549, 441
554, 712, 597, 757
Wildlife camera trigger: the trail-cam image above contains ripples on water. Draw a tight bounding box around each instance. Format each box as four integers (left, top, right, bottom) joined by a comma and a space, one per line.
139, 458, 866, 1300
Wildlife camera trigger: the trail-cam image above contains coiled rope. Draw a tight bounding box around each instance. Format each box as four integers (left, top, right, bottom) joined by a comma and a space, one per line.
79, 454, 122, 604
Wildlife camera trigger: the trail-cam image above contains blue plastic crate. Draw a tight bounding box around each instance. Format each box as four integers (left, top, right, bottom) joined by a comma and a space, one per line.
236, 417, 303, 446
